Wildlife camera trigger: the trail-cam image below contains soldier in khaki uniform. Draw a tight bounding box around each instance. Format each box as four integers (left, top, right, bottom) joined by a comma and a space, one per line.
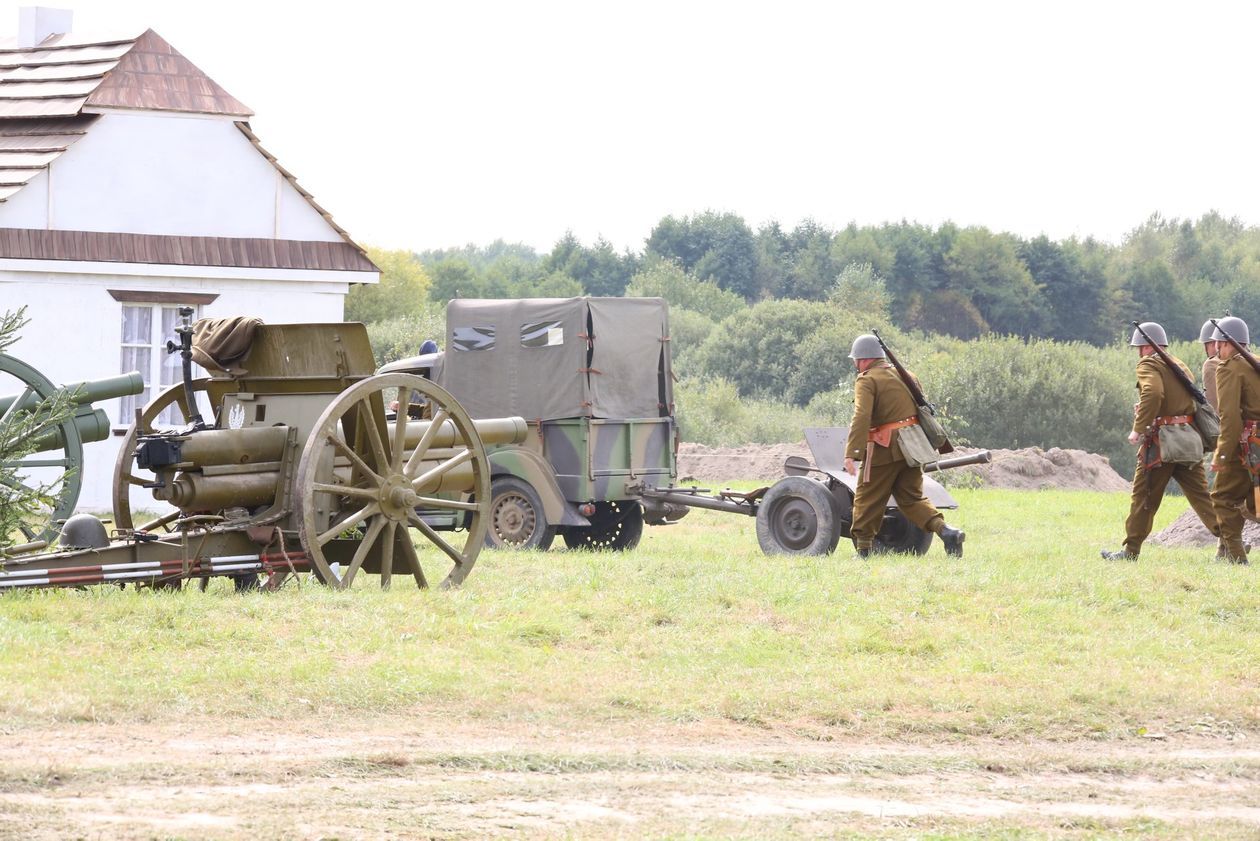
1200, 319, 1221, 411
842, 335, 964, 558
1102, 322, 1219, 561
1209, 316, 1260, 564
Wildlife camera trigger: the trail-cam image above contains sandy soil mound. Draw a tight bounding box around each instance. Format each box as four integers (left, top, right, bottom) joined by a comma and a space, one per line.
1150, 506, 1260, 548
677, 442, 1128, 491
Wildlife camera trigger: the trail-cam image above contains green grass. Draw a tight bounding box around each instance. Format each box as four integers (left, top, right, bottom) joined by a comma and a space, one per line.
1, 488, 1256, 740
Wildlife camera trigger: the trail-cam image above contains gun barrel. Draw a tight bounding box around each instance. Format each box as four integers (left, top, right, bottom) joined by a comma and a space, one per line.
923, 450, 991, 473
0, 371, 144, 416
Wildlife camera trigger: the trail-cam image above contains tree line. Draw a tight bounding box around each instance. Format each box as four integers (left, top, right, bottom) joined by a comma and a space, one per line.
353, 210, 1260, 348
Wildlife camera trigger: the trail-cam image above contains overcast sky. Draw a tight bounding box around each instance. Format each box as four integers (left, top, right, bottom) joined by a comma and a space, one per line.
6, 0, 1260, 253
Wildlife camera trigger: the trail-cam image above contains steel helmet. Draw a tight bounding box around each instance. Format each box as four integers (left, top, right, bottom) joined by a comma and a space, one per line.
1211, 315, 1250, 346
1199, 319, 1220, 343
1130, 322, 1168, 347
419, 339, 439, 354
848, 334, 886, 360
59, 513, 108, 550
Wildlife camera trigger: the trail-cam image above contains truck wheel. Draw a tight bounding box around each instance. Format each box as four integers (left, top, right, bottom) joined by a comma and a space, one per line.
858, 510, 934, 555
486, 477, 555, 550
756, 477, 842, 555
562, 501, 643, 551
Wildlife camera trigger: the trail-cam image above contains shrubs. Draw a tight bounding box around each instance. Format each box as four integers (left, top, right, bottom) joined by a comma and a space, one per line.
365, 304, 446, 367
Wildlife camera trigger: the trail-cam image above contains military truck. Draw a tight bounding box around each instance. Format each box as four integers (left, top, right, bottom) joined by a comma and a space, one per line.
381, 297, 684, 550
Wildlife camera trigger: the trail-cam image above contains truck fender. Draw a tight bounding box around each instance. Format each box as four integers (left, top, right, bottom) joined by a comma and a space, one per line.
488, 446, 589, 527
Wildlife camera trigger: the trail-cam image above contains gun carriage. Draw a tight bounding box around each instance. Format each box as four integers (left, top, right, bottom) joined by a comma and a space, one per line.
0, 353, 143, 543
1, 313, 523, 590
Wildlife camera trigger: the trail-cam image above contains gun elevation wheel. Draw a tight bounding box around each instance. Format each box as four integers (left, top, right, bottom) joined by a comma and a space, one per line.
0, 353, 84, 543
297, 373, 491, 590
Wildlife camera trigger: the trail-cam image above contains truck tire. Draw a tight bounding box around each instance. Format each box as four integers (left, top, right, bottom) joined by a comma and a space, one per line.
486, 477, 556, 550
562, 501, 643, 551
756, 477, 842, 555
854, 509, 934, 555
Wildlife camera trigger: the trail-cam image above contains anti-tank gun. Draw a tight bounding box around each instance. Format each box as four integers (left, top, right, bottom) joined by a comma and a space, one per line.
1, 313, 525, 591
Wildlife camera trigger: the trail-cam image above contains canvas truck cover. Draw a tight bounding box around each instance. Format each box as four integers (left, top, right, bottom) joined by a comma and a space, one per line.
440, 297, 673, 421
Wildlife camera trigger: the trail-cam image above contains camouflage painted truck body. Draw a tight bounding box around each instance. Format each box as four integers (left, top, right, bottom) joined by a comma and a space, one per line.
380, 297, 681, 550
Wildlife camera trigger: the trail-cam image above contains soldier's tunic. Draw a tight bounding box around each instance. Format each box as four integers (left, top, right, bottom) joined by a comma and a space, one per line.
1122, 354, 1218, 556
1210, 353, 1260, 560
845, 363, 944, 549
1203, 354, 1220, 411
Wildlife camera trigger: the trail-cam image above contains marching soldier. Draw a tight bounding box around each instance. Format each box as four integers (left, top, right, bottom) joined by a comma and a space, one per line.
1101, 322, 1220, 561
1209, 315, 1260, 564
843, 334, 965, 558
1200, 319, 1221, 411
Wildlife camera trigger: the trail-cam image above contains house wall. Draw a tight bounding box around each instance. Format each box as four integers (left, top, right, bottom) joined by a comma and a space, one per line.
0, 112, 342, 243
0, 266, 353, 512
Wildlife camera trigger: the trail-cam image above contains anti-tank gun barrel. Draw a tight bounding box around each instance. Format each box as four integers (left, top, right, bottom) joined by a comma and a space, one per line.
922, 450, 991, 473
1, 370, 144, 448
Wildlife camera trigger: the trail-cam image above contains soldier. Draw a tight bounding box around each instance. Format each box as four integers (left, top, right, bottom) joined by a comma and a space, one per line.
1102, 322, 1220, 561
1200, 319, 1221, 411
1209, 315, 1260, 564
842, 334, 965, 558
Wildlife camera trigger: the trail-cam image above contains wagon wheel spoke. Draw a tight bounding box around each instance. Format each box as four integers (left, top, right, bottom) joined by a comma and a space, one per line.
121, 473, 148, 487
411, 448, 473, 491
404, 409, 449, 477
414, 495, 479, 512
0, 474, 37, 496
310, 481, 378, 501
391, 387, 412, 473
379, 521, 397, 590
406, 510, 465, 569
329, 434, 382, 484
357, 399, 391, 474
395, 524, 428, 588
316, 502, 381, 546
339, 515, 387, 589
0, 385, 32, 426
135, 509, 181, 533
8, 457, 72, 469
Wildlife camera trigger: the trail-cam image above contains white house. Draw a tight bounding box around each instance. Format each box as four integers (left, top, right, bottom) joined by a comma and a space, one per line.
0, 8, 379, 511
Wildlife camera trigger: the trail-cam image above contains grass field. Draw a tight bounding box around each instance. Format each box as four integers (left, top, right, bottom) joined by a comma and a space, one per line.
2, 488, 1259, 838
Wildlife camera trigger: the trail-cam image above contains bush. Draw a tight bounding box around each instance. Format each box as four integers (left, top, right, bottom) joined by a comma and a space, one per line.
674, 377, 845, 447
668, 308, 718, 377
346, 247, 431, 323
626, 259, 746, 322
366, 304, 446, 367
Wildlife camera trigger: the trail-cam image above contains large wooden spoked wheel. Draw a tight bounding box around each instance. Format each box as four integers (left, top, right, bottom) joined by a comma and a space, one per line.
0, 353, 84, 543
296, 373, 490, 590
112, 378, 210, 533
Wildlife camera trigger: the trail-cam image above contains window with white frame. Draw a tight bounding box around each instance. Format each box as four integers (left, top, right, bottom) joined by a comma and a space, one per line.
118, 304, 201, 426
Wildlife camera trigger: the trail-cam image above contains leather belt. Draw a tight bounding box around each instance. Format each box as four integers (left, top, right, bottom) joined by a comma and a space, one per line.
1154, 415, 1193, 427
868, 417, 918, 448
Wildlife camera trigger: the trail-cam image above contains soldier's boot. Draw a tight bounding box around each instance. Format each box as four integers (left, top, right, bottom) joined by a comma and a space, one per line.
1100, 549, 1138, 561
938, 525, 965, 558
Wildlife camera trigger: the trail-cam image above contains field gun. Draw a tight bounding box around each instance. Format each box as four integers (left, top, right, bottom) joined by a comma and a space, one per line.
635, 428, 991, 556
0, 353, 143, 542
1, 313, 524, 591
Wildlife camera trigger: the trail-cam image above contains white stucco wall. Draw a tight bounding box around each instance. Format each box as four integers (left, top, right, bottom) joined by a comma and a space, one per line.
0, 265, 354, 512
0, 112, 342, 242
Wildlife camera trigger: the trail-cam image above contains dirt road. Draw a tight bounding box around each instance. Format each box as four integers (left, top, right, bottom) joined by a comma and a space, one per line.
2, 719, 1256, 838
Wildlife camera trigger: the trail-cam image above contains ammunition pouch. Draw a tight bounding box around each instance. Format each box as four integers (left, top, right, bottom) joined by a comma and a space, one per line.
1151, 416, 1204, 466
1192, 403, 1220, 451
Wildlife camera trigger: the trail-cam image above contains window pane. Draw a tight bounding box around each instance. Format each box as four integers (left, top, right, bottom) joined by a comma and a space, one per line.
160, 346, 182, 386
121, 346, 151, 379
521, 320, 564, 348
121, 306, 151, 344
118, 388, 151, 426
452, 325, 495, 352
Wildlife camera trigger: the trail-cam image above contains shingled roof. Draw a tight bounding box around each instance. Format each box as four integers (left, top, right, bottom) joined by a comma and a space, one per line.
0, 28, 372, 271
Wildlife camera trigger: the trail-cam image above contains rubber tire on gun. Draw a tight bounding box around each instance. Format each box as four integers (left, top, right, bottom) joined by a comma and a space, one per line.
485, 476, 556, 550
755, 476, 842, 555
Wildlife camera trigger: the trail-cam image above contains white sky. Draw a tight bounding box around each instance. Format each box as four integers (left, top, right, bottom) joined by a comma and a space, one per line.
6, 0, 1260, 253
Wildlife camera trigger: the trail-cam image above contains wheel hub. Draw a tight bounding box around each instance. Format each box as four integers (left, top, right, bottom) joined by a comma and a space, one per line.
493, 492, 535, 543
772, 498, 817, 550
379, 473, 418, 521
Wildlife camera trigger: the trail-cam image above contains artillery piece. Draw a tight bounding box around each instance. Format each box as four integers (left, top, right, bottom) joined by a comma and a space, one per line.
0, 312, 525, 590
0, 353, 143, 543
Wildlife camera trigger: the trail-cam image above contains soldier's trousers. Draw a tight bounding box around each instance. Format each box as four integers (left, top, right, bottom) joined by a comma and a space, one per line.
1211, 460, 1256, 560
851, 459, 944, 549
1124, 460, 1219, 556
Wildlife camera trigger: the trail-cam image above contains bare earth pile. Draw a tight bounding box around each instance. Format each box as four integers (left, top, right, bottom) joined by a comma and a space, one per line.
677, 443, 1128, 491
1151, 506, 1260, 548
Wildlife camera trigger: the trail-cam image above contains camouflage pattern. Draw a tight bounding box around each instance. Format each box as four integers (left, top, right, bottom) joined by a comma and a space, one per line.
534, 417, 675, 502
487, 444, 588, 526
